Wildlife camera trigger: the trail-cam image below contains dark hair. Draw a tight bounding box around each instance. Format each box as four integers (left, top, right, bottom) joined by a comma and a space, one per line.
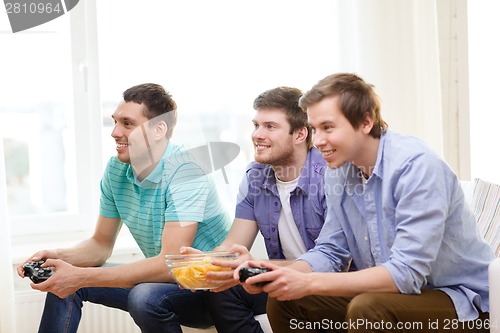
253, 86, 312, 148
299, 73, 387, 138
123, 83, 177, 139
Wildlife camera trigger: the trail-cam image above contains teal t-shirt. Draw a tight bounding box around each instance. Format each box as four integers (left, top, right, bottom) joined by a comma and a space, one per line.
99, 142, 231, 258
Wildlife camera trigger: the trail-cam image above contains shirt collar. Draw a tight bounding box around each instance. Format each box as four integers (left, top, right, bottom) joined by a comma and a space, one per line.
371, 129, 388, 180
344, 130, 387, 196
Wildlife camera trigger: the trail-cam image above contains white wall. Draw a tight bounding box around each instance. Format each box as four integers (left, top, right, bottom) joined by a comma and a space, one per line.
468, 0, 500, 185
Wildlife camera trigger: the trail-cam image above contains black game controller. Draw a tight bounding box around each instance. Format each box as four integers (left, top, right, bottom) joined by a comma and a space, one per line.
23, 260, 54, 284
239, 266, 270, 287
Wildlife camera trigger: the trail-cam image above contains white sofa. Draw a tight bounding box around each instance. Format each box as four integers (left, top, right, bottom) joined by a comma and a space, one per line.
183, 179, 499, 333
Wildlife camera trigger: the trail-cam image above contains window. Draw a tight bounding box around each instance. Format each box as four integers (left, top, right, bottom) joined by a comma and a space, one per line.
2, 0, 340, 237
96, 0, 340, 211
1, 2, 101, 236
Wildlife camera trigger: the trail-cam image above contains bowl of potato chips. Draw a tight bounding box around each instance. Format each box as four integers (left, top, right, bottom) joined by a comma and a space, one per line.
165, 252, 238, 290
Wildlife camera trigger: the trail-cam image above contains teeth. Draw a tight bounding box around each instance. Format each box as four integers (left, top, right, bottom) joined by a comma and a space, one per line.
117, 143, 128, 148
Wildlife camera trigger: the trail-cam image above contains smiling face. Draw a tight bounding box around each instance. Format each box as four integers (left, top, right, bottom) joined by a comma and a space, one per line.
111, 101, 151, 165
251, 108, 296, 167
308, 96, 372, 169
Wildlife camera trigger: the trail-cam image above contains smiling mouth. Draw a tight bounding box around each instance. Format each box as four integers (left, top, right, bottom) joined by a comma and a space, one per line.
255, 144, 270, 152
116, 143, 129, 149
321, 149, 335, 158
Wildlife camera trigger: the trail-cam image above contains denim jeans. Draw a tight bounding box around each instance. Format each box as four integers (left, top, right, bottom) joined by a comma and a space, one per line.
38, 283, 213, 333
204, 284, 268, 333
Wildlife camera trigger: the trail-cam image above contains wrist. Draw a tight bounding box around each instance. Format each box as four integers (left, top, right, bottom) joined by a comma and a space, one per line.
308, 272, 323, 294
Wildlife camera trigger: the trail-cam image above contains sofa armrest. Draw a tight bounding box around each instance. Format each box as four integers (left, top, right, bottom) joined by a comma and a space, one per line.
490, 258, 500, 333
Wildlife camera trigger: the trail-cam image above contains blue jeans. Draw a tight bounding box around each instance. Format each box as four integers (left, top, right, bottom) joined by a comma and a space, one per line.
38, 283, 213, 333
204, 284, 268, 333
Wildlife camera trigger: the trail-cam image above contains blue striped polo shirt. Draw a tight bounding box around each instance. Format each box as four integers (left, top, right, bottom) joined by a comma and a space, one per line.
99, 142, 231, 258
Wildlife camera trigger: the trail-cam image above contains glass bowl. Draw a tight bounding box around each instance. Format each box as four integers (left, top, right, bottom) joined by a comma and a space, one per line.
165, 251, 238, 290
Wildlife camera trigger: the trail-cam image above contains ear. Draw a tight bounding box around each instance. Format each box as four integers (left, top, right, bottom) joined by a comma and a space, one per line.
294, 127, 308, 145
361, 112, 374, 135
154, 121, 168, 140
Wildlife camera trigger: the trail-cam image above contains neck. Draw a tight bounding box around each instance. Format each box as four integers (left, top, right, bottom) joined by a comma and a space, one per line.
353, 136, 380, 178
133, 140, 168, 181
272, 147, 308, 182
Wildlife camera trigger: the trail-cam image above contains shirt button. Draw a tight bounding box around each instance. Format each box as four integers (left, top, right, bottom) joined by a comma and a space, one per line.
274, 201, 279, 206
364, 236, 368, 241
272, 228, 276, 232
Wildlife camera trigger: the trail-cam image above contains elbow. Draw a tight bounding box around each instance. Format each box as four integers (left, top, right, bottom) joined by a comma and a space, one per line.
385, 262, 428, 294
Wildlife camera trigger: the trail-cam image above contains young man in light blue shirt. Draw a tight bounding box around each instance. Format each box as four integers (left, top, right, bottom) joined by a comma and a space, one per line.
18, 83, 231, 333
239, 73, 494, 333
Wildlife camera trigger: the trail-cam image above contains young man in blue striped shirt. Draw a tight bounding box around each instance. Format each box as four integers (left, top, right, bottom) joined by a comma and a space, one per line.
18, 83, 231, 333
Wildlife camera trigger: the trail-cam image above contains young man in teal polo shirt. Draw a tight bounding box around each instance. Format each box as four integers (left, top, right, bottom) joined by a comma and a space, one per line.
18, 83, 231, 333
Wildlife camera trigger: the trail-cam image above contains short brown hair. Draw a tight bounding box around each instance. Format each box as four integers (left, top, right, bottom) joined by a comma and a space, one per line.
123, 83, 177, 139
299, 73, 387, 138
253, 86, 312, 147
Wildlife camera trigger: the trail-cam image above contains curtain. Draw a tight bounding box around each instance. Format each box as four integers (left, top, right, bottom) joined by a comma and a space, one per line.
335, 0, 444, 156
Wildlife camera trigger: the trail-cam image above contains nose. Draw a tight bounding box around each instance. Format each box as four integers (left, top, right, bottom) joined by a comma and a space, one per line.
111, 123, 122, 139
252, 126, 265, 140
312, 131, 325, 148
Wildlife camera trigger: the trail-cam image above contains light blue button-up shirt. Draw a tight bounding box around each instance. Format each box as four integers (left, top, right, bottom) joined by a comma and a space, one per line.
300, 130, 494, 320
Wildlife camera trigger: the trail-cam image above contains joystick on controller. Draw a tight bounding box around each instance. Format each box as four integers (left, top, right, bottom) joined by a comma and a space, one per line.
23, 260, 53, 284
239, 266, 270, 287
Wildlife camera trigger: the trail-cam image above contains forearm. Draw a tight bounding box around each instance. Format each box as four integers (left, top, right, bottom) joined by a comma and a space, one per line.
77, 255, 173, 288
55, 237, 114, 267
308, 265, 399, 297
212, 240, 231, 252
213, 218, 258, 253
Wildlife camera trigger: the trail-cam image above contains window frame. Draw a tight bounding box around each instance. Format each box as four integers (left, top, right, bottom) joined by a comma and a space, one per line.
8, 0, 102, 238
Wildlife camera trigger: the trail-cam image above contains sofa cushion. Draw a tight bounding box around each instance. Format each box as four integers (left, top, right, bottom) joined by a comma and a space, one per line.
472, 178, 500, 257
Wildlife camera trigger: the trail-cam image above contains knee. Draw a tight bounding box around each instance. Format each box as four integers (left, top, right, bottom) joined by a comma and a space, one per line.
127, 284, 157, 318
346, 293, 387, 321
267, 297, 295, 322
266, 296, 280, 322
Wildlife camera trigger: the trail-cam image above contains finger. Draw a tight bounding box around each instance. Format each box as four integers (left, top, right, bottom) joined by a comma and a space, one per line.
241, 282, 265, 294
211, 259, 240, 269
228, 244, 250, 255
179, 246, 203, 255
206, 270, 233, 280
207, 277, 235, 286
232, 261, 251, 279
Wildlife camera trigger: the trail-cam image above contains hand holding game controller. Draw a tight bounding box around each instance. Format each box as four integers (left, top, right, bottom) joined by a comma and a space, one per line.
238, 266, 270, 287
23, 260, 54, 284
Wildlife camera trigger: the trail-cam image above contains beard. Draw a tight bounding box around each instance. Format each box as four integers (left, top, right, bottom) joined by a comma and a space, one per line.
254, 142, 295, 167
